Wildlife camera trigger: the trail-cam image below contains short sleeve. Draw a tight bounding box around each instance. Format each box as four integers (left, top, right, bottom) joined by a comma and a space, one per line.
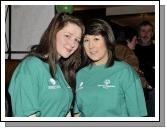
8, 57, 40, 116
120, 65, 147, 116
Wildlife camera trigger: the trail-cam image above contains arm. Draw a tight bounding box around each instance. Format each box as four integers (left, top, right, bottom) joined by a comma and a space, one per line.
8, 57, 40, 117
121, 66, 147, 116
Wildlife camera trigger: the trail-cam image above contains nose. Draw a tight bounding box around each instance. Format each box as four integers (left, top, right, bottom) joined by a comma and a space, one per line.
142, 31, 148, 37
88, 41, 95, 49
68, 38, 76, 48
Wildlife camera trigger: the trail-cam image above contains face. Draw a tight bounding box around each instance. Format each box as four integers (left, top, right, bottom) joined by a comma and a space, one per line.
127, 36, 137, 50
56, 23, 82, 59
83, 35, 108, 65
139, 25, 153, 44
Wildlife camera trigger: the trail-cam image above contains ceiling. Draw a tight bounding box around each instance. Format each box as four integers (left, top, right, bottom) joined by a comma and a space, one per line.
108, 13, 155, 28
73, 5, 155, 28
73, 5, 112, 11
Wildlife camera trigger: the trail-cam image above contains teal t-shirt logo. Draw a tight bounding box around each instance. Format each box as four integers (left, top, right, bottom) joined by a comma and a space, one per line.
98, 79, 116, 89
48, 78, 61, 89
77, 82, 84, 91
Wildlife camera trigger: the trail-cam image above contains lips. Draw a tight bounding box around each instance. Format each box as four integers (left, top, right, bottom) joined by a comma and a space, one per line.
65, 47, 72, 53
89, 51, 97, 55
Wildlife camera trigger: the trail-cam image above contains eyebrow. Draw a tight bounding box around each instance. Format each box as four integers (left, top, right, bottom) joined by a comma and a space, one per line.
84, 35, 101, 38
64, 32, 81, 40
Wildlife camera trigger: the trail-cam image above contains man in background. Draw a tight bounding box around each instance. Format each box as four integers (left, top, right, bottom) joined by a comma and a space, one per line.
135, 21, 155, 117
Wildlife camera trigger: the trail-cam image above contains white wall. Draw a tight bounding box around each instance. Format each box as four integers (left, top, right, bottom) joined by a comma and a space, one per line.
5, 6, 9, 53
5, 5, 54, 59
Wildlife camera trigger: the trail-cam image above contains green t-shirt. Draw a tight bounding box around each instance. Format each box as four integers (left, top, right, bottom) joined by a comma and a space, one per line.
8, 56, 73, 117
74, 61, 147, 117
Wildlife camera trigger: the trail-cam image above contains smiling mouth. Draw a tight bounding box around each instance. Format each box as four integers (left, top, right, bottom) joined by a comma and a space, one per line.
90, 51, 97, 55
65, 48, 72, 53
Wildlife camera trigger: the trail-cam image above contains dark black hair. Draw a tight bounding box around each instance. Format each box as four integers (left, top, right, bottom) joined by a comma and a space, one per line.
116, 26, 138, 46
139, 20, 154, 32
139, 20, 153, 28
82, 19, 116, 67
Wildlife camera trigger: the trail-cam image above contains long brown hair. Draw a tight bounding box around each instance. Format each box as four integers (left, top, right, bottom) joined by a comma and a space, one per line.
30, 13, 85, 90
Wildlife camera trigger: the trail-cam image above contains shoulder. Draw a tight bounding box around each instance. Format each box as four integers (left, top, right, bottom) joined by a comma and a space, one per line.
115, 45, 133, 58
113, 61, 139, 80
15, 56, 46, 73
22, 56, 43, 64
77, 65, 90, 77
112, 61, 136, 75
115, 44, 129, 52
20, 56, 44, 67
115, 44, 127, 48
113, 61, 131, 70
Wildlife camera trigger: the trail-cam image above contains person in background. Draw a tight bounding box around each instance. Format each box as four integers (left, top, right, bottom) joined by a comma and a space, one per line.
8, 13, 85, 117
134, 21, 155, 117
74, 19, 147, 117
115, 26, 152, 90
135, 21, 155, 88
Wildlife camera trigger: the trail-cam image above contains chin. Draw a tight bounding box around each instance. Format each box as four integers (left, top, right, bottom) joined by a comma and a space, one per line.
89, 57, 100, 62
62, 52, 73, 58
62, 55, 70, 59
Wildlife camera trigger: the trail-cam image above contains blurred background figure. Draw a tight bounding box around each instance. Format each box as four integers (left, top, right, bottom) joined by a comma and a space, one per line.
134, 21, 155, 117
115, 26, 151, 90
135, 21, 155, 88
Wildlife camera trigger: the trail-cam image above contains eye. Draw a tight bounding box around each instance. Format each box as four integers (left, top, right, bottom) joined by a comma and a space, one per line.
94, 37, 100, 41
64, 33, 71, 38
83, 39, 89, 43
75, 38, 80, 43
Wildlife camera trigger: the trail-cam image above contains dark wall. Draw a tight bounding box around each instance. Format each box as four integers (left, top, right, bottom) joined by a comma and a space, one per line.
5, 59, 20, 116
73, 8, 106, 24
73, 8, 124, 40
